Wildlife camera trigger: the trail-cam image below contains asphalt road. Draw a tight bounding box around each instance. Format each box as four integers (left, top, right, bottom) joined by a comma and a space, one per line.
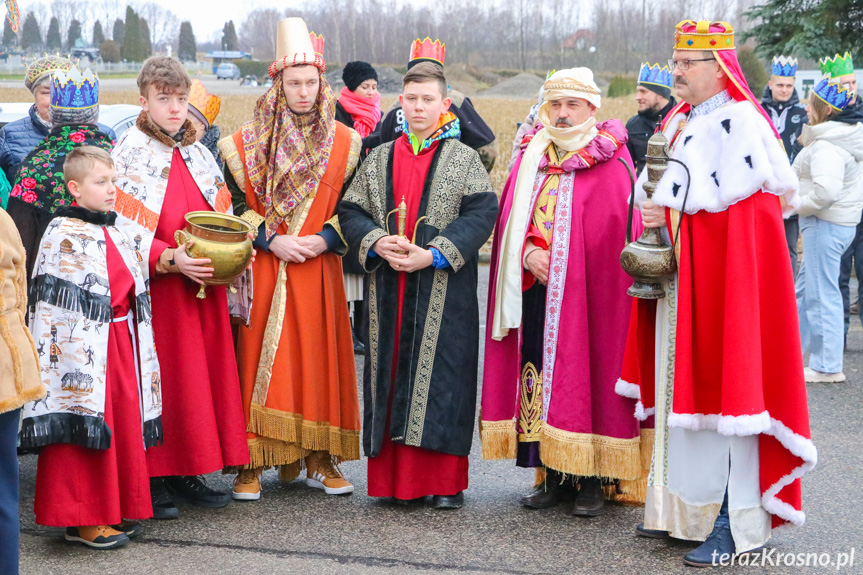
17, 265, 863, 574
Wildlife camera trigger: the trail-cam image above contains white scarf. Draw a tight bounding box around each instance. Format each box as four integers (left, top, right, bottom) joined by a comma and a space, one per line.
491, 68, 601, 340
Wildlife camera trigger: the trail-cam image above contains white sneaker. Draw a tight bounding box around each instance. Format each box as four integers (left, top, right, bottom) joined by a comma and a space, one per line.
305, 452, 354, 495
803, 367, 846, 383
232, 469, 262, 501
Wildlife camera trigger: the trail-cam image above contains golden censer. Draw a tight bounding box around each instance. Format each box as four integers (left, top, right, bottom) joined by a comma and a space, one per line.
175, 211, 255, 299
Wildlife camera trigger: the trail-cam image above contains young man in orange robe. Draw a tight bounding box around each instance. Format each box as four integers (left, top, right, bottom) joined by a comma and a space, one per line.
220, 18, 363, 500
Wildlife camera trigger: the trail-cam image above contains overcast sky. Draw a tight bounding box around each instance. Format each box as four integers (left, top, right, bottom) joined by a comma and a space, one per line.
159, 0, 301, 40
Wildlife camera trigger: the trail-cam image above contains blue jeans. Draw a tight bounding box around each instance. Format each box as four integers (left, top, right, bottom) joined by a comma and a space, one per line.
785, 215, 800, 279
797, 216, 856, 373
0, 408, 20, 575
838, 214, 863, 334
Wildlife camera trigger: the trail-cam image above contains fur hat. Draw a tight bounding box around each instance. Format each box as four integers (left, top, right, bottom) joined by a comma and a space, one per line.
342, 61, 377, 92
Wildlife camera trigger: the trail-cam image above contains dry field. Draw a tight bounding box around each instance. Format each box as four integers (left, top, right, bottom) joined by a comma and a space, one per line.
0, 87, 638, 194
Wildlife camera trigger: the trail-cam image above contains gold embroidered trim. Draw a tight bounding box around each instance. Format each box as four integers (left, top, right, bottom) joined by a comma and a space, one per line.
368, 273, 379, 410
324, 215, 347, 248
479, 418, 517, 459
428, 236, 465, 273
518, 362, 543, 442
247, 404, 360, 463
360, 228, 387, 271
425, 142, 495, 233
540, 423, 642, 480
240, 210, 265, 229
218, 135, 246, 192
345, 129, 362, 181
251, 260, 288, 407
286, 191, 316, 236
405, 268, 448, 446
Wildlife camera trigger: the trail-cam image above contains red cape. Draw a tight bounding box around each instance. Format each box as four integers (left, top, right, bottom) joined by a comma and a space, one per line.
621, 191, 815, 529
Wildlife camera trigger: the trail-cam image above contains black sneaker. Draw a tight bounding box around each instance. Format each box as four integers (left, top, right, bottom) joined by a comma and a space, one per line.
150, 477, 180, 520
111, 521, 144, 539
65, 526, 129, 550
163, 475, 231, 508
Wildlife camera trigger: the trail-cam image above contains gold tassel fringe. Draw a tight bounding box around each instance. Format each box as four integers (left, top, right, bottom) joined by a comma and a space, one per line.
479, 419, 517, 460
610, 428, 656, 505
540, 423, 641, 481
247, 404, 360, 463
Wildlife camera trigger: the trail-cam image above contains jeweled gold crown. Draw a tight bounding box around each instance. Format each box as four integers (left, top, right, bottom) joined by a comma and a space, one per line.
674, 20, 735, 51
409, 37, 446, 66
309, 32, 324, 58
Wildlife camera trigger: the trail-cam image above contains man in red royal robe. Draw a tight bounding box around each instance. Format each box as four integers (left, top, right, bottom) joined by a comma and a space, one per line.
619, 20, 815, 567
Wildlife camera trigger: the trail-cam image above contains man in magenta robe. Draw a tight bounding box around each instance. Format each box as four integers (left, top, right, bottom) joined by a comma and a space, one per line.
481, 68, 647, 516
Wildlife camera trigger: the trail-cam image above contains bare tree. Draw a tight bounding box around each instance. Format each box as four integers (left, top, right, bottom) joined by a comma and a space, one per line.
136, 2, 179, 48
239, 8, 280, 60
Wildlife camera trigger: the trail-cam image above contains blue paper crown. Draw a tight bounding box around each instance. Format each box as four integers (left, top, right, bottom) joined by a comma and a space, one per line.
771, 55, 798, 77
50, 67, 99, 111
638, 62, 672, 89
813, 75, 854, 111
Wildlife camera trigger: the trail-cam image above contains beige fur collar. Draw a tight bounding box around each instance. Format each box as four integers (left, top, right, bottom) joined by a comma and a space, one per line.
135, 110, 197, 148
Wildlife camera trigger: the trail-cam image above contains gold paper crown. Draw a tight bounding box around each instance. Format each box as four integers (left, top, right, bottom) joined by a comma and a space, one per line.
188, 80, 220, 127
409, 37, 446, 66
309, 32, 324, 58
674, 20, 735, 51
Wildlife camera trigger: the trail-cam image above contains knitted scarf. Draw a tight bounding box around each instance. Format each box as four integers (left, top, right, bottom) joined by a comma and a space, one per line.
338, 87, 381, 138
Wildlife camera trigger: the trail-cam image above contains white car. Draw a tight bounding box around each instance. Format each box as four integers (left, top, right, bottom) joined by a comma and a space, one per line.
0, 103, 142, 138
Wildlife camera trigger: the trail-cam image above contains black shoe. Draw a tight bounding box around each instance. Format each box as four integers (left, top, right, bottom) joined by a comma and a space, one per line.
65, 526, 130, 550
149, 477, 179, 520
572, 477, 605, 517
636, 523, 670, 539
352, 330, 365, 354
163, 475, 231, 508
393, 496, 426, 506
520, 479, 569, 509
431, 492, 464, 509
111, 521, 144, 539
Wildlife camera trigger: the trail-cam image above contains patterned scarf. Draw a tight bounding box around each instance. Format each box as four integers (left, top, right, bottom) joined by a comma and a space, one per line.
402, 111, 461, 154
242, 71, 337, 239
10, 124, 113, 213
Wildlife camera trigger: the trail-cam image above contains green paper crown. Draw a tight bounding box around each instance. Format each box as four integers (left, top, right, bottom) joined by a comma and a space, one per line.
819, 52, 854, 78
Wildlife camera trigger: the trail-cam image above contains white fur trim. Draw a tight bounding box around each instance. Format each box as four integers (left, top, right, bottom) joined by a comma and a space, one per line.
668, 410, 817, 527
634, 402, 654, 421
634, 101, 800, 215
615, 378, 641, 400
668, 411, 772, 436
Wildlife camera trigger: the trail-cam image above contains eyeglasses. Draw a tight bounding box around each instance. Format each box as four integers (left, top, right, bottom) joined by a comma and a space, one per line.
668, 58, 716, 72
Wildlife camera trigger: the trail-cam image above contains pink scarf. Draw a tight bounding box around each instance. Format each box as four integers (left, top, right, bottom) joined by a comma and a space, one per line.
339, 87, 381, 138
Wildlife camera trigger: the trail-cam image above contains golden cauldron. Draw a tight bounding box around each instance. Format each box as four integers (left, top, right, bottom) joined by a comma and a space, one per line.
174, 211, 255, 299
